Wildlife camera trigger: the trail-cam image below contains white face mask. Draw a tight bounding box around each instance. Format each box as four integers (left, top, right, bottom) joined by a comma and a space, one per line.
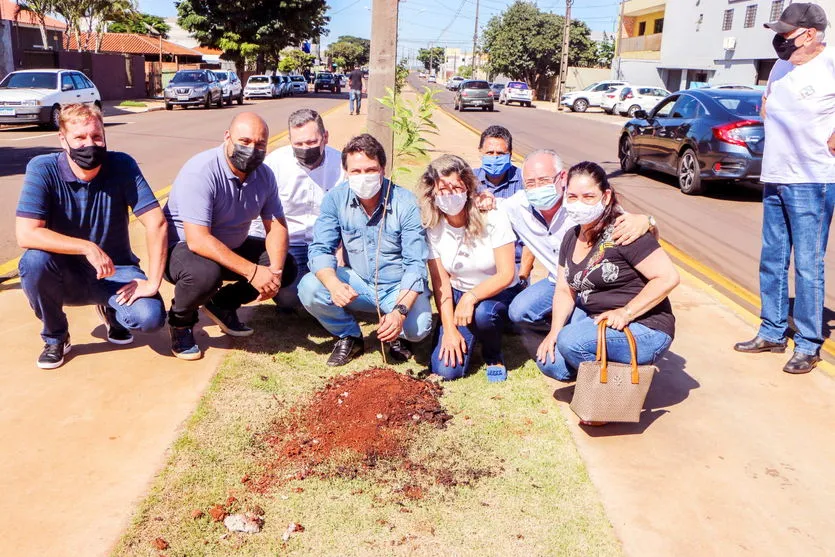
563, 197, 606, 225
434, 192, 468, 216
348, 173, 382, 199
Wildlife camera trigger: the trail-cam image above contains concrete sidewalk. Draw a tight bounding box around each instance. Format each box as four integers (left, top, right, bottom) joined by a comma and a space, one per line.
0, 101, 360, 557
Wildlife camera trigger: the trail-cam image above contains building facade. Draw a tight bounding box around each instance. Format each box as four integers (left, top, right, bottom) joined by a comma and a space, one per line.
613, 0, 667, 87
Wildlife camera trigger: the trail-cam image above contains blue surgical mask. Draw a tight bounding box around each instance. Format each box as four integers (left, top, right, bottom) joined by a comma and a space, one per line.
481, 154, 512, 178
525, 183, 560, 210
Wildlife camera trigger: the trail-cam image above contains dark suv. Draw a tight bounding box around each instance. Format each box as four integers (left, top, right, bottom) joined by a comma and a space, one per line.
314, 72, 338, 93
164, 70, 223, 110
454, 80, 494, 111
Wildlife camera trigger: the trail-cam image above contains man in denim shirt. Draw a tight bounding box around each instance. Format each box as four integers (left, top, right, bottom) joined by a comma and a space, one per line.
299, 134, 432, 366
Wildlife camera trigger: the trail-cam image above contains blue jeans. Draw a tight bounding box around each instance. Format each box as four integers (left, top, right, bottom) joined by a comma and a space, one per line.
508, 278, 555, 326
349, 89, 362, 113
537, 308, 672, 381
758, 183, 835, 355
297, 266, 432, 341
430, 285, 521, 380
275, 244, 309, 308
19, 250, 166, 344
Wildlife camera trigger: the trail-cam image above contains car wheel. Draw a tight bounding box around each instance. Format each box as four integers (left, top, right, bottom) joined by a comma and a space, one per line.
204, 95, 211, 109
619, 135, 639, 173
488, 104, 494, 112
165, 102, 173, 111
237, 93, 244, 105
602, 107, 612, 114
49, 105, 61, 130
525, 101, 532, 107
216, 93, 223, 108
627, 104, 641, 118
225, 94, 232, 106
94, 100, 102, 111
572, 98, 588, 112
678, 148, 704, 195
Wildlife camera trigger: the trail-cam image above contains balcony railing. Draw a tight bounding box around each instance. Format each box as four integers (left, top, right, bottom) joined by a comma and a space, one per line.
619, 32, 663, 53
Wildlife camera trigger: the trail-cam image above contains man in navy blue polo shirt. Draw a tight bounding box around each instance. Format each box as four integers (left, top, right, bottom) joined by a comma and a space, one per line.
16, 103, 167, 370
163, 112, 296, 360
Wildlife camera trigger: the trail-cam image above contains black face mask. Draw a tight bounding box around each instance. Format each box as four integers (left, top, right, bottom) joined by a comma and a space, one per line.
69, 144, 107, 170
772, 33, 802, 61
293, 145, 324, 167
228, 142, 266, 174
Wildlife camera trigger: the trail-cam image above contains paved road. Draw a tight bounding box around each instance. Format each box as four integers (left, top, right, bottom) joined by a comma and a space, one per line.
0, 92, 348, 265
411, 74, 835, 345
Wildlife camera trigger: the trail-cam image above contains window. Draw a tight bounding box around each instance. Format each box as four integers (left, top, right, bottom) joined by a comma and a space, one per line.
70, 73, 87, 89
638, 21, 647, 35
654, 18, 664, 34
672, 96, 701, 119
744, 5, 758, 28
770, 0, 784, 21
653, 96, 678, 117
723, 9, 734, 31
61, 74, 75, 91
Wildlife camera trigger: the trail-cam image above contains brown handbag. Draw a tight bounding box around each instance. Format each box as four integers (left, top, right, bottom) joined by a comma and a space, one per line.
569, 320, 657, 423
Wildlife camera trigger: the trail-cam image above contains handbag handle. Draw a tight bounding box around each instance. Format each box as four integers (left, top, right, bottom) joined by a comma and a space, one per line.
595, 319, 640, 384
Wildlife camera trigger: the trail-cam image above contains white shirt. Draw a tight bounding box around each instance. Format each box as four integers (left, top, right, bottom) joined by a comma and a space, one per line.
762, 45, 835, 184
498, 190, 578, 282
427, 209, 519, 292
249, 145, 345, 243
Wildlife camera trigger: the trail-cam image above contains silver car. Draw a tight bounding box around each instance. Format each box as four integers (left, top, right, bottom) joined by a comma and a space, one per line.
289, 75, 308, 94
244, 75, 274, 99
211, 70, 243, 105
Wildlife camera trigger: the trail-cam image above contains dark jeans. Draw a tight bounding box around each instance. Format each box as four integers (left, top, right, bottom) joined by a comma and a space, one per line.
19, 249, 166, 344
164, 237, 297, 327
275, 244, 308, 308
430, 285, 522, 380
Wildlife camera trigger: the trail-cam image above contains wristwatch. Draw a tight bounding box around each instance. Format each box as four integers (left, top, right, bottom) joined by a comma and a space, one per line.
648, 215, 657, 231
393, 303, 409, 316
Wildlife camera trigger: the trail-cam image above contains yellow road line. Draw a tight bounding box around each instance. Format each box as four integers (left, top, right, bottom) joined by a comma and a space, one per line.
0, 101, 348, 280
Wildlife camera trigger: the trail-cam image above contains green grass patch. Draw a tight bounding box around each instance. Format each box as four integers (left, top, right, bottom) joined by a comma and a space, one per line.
118, 100, 148, 108
113, 305, 621, 556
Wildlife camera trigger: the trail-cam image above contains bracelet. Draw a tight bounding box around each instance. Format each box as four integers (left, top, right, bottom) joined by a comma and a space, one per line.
247, 265, 258, 284
623, 306, 633, 318
466, 291, 480, 303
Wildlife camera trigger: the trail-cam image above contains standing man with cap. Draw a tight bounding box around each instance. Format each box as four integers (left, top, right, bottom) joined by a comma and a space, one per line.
734, 3, 835, 374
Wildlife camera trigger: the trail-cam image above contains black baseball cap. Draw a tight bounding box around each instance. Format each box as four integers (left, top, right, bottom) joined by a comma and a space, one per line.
764, 2, 828, 33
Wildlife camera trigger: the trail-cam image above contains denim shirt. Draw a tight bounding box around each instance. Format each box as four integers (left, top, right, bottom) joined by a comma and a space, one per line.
308, 180, 428, 293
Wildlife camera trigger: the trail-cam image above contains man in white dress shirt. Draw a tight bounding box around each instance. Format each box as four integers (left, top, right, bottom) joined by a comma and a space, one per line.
250, 108, 346, 307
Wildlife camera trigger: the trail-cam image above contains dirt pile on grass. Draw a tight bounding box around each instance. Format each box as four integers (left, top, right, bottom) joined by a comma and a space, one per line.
256, 368, 452, 491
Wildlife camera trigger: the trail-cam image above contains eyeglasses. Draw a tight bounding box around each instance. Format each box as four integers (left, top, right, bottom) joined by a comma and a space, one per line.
524, 173, 563, 189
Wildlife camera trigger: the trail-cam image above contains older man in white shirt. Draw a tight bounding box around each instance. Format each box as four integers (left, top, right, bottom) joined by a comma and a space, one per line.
250, 108, 345, 307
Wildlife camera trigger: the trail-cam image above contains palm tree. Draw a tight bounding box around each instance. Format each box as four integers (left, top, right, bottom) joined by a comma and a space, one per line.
90, 0, 137, 52
14, 0, 56, 49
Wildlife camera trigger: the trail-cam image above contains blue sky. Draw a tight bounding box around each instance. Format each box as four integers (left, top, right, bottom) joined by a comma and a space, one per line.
138, 0, 619, 52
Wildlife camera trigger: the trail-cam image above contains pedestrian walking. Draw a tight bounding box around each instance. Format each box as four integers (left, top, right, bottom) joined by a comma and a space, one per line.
734, 3, 835, 374
348, 65, 366, 115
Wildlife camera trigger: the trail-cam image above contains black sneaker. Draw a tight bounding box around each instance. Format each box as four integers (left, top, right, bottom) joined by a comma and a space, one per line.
388, 339, 413, 363
327, 336, 364, 367
169, 326, 202, 361
95, 305, 133, 345
37, 337, 71, 370
203, 301, 254, 337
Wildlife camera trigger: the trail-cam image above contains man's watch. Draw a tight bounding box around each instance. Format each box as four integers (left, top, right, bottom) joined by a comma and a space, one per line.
393, 303, 409, 317
647, 215, 657, 231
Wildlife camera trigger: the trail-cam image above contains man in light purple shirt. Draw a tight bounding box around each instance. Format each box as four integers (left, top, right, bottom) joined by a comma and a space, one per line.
163, 113, 296, 360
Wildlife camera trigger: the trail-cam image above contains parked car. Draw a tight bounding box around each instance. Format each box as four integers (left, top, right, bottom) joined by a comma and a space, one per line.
268, 76, 284, 98
600, 85, 629, 114
454, 79, 494, 112
314, 72, 338, 93
489, 82, 505, 98
418, 71, 427, 79
289, 75, 308, 94
427, 74, 437, 83
498, 81, 533, 107
244, 75, 275, 99
560, 80, 628, 112
278, 75, 294, 97
164, 69, 223, 110
0, 69, 101, 129
618, 89, 764, 195
446, 76, 465, 90
614, 86, 671, 117
211, 70, 243, 106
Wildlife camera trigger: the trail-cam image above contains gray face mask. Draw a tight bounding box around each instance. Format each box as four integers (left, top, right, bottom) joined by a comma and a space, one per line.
228, 142, 266, 174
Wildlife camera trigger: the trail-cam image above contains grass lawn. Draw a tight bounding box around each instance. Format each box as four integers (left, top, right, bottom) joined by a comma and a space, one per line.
118, 100, 148, 108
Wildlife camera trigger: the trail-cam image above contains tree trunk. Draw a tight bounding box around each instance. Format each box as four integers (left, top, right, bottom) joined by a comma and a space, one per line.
37, 16, 48, 49
255, 51, 265, 75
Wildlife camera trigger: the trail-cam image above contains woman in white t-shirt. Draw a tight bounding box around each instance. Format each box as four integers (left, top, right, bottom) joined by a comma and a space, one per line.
418, 155, 520, 381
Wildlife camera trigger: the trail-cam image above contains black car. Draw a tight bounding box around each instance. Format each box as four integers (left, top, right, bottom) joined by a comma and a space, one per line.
618, 89, 764, 195
163, 69, 223, 110
314, 72, 338, 93
453, 80, 494, 112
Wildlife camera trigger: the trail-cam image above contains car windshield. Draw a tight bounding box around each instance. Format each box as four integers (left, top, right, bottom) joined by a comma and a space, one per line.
318, 73, 333, 78
492, 84, 505, 89
507, 82, 528, 89
0, 72, 57, 89
291, 76, 305, 82
249, 76, 270, 84
465, 81, 489, 89
712, 93, 764, 118
171, 71, 207, 83
583, 82, 602, 91
213, 72, 228, 81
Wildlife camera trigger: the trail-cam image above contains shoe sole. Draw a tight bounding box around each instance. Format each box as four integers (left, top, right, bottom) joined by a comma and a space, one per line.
202, 307, 254, 337
37, 343, 72, 370
94, 305, 134, 345
783, 361, 819, 374
171, 348, 203, 361
733, 345, 786, 354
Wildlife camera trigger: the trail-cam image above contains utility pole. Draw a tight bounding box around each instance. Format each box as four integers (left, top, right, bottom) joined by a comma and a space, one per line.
471, 0, 480, 78
555, 0, 573, 109
368, 0, 399, 174
614, 0, 626, 79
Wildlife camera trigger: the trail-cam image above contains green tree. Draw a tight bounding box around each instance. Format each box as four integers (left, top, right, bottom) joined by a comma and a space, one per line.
177, 0, 328, 74
278, 48, 316, 73
417, 46, 444, 72
326, 35, 369, 70
108, 12, 170, 38
596, 32, 615, 68
482, 1, 597, 96
458, 64, 473, 78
